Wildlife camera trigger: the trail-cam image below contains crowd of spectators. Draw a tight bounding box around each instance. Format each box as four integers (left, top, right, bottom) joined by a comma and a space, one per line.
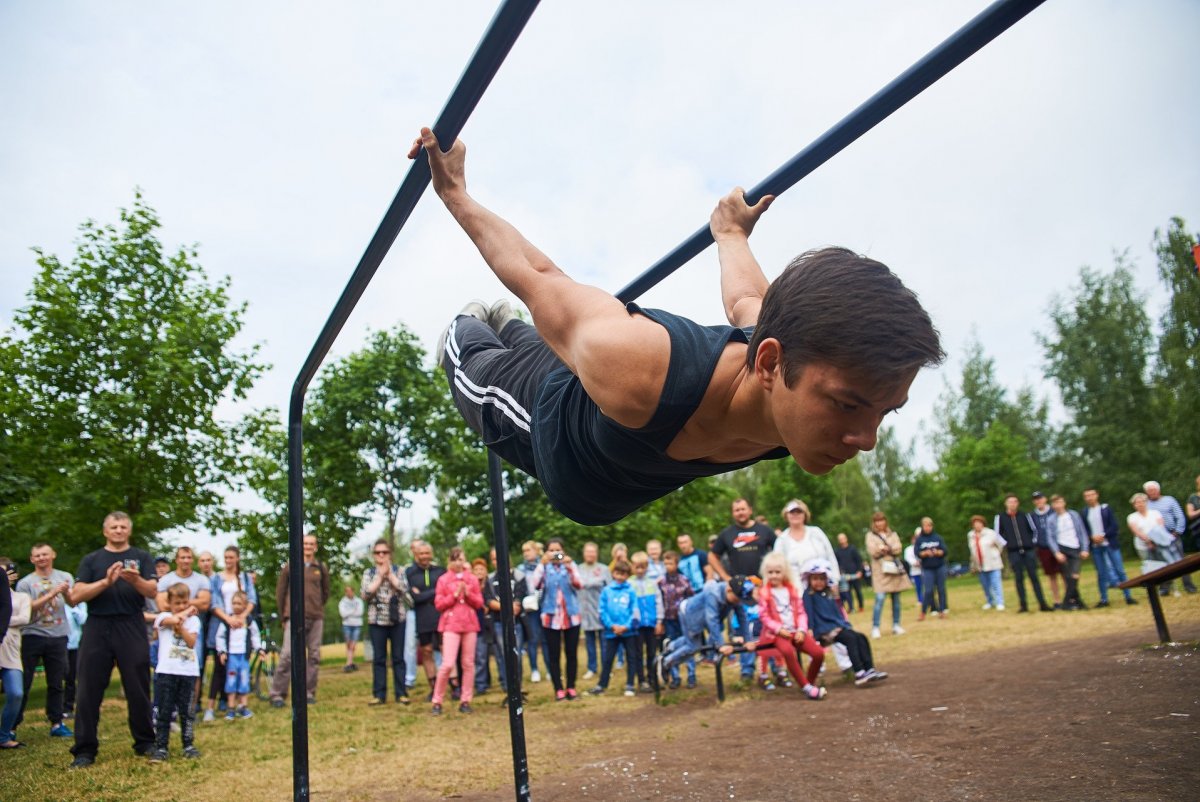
0, 473, 1195, 766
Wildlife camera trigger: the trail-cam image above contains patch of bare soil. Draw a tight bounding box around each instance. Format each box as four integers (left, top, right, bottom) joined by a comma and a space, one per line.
455, 624, 1200, 802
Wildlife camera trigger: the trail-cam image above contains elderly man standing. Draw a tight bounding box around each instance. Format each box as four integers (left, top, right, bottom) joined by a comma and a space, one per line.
405, 541, 446, 699
269, 533, 330, 707
15, 543, 76, 739
67, 512, 159, 769
1144, 481, 1197, 595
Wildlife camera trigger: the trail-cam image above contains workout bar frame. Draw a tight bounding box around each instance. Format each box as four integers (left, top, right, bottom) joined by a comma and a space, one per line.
616, 0, 1046, 303
285, 2, 539, 800
286, 0, 1046, 799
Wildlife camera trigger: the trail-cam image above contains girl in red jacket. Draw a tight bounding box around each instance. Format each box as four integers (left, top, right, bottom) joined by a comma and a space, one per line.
758, 552, 826, 700
432, 547, 484, 715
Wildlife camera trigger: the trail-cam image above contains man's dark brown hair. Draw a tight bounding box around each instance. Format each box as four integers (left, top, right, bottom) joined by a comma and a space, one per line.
749, 247, 945, 386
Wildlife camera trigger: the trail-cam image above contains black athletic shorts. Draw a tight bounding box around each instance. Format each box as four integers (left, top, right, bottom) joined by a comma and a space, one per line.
440, 315, 563, 477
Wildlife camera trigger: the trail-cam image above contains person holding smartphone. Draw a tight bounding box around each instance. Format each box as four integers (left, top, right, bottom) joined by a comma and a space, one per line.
528, 538, 584, 701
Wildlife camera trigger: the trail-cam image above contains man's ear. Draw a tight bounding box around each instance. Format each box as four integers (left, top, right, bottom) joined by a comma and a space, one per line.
753, 338, 783, 389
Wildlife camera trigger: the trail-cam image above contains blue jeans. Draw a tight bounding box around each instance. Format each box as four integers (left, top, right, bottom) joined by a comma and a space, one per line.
1092, 545, 1132, 602
598, 635, 638, 691
474, 627, 491, 693
369, 620, 407, 700
872, 591, 902, 628
1, 667, 23, 743
403, 610, 417, 688
489, 620, 521, 691
911, 573, 924, 604
521, 612, 550, 673
663, 619, 695, 681
977, 570, 1003, 607
921, 565, 948, 614
584, 629, 601, 674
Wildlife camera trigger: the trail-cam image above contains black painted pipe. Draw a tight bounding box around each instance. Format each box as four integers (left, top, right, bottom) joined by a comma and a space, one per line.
285, 2, 540, 799
615, 0, 1046, 303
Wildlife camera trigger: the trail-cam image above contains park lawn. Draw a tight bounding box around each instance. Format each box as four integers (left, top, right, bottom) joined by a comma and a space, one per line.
5, 562, 1196, 802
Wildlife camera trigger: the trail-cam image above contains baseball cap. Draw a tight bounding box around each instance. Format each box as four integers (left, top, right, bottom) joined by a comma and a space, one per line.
1031, 491, 1045, 500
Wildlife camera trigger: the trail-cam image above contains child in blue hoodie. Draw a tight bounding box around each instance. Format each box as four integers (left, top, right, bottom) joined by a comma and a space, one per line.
588, 561, 640, 697
800, 559, 887, 687
656, 576, 757, 683
628, 552, 664, 693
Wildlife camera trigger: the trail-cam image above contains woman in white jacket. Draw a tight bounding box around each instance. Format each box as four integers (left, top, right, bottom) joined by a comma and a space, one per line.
967, 515, 1006, 610
774, 499, 839, 588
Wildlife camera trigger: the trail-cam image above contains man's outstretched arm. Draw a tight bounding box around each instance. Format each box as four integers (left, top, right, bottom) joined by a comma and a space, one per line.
411, 128, 668, 426
711, 187, 774, 328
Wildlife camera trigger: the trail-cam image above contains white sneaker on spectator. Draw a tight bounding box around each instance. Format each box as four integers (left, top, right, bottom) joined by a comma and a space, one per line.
871, 627, 881, 639
530, 670, 542, 683
583, 670, 595, 680
981, 603, 992, 610
996, 604, 1006, 611
202, 709, 214, 723
892, 625, 906, 636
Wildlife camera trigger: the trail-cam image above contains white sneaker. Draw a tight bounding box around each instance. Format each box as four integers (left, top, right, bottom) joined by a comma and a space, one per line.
530, 670, 542, 683
871, 627, 881, 639
202, 709, 214, 723
583, 670, 595, 680
981, 603, 992, 610
892, 625, 906, 636
996, 604, 1006, 611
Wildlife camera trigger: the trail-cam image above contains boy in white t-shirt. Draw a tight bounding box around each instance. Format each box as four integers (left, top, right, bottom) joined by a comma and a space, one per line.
215, 591, 262, 721
150, 583, 201, 762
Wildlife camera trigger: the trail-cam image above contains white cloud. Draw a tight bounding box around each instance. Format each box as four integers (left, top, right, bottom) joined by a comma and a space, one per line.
3, 0, 1196, 544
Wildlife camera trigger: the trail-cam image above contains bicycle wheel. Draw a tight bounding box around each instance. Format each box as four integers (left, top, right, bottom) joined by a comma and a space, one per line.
253, 652, 277, 701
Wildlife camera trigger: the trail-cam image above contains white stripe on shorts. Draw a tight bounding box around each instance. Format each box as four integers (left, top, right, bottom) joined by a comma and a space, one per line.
446, 318, 533, 432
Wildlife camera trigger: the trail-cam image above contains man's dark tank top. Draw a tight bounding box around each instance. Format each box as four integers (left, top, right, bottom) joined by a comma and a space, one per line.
532, 304, 789, 526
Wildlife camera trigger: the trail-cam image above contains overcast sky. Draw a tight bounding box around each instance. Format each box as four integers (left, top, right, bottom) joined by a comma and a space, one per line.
3, 1, 1197, 554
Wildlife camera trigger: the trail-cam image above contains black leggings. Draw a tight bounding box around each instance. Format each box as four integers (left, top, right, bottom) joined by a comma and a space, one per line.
831, 629, 874, 673
542, 626, 580, 692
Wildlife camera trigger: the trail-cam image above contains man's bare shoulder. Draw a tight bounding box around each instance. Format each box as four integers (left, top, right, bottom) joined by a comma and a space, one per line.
568, 307, 671, 429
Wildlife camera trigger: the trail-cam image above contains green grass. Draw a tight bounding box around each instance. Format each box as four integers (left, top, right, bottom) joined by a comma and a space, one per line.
4, 562, 1196, 801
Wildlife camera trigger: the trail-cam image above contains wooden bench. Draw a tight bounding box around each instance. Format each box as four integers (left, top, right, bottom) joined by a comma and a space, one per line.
1118, 552, 1200, 642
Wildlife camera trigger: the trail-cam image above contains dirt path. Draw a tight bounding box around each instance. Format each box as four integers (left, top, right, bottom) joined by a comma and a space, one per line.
441, 624, 1200, 802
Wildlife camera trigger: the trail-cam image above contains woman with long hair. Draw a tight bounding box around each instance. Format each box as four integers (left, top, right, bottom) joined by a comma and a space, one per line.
865, 512, 910, 639
202, 546, 257, 722
529, 537, 584, 700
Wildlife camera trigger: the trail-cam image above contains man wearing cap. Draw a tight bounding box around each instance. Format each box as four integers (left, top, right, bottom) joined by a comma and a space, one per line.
1029, 491, 1063, 607
657, 575, 757, 684
1144, 481, 1197, 594
994, 494, 1053, 613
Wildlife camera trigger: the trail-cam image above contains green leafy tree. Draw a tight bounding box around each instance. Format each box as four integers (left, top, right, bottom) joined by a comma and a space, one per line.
1, 194, 262, 563
1152, 218, 1200, 492
1041, 258, 1158, 505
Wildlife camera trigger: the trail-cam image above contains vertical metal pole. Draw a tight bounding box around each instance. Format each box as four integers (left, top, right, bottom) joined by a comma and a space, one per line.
284, 2, 539, 798
285, 410, 310, 800
488, 450, 532, 802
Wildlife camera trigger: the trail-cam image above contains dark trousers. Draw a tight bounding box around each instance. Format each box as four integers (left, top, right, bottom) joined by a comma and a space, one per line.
598, 634, 638, 690
153, 673, 196, 751
65, 647, 78, 714
584, 629, 601, 673
205, 648, 225, 701
543, 625, 580, 692
71, 616, 154, 759
830, 629, 874, 673
634, 626, 659, 684
840, 579, 865, 612
18, 633, 68, 727
1060, 546, 1084, 606
1008, 549, 1048, 609
369, 620, 407, 700
921, 565, 948, 614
